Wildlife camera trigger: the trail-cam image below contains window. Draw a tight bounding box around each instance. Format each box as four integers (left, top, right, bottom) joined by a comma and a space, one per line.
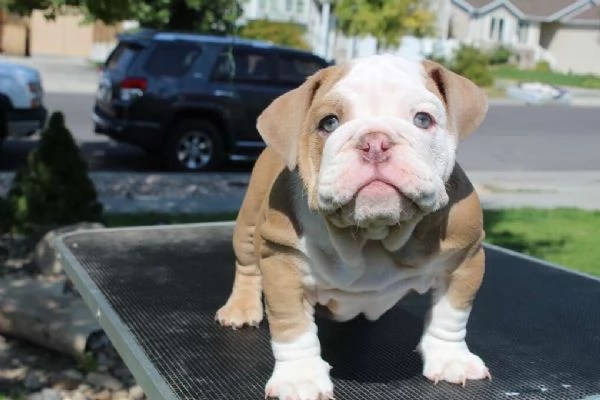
489, 17, 505, 42
270, 0, 278, 11
297, 0, 305, 13
517, 21, 528, 43
259, 0, 267, 10
286, 0, 293, 12
105, 43, 140, 72
212, 50, 271, 82
277, 55, 326, 84
143, 43, 202, 77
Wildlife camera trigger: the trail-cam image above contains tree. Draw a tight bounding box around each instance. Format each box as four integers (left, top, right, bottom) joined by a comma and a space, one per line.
334, 0, 437, 49
239, 19, 309, 50
84, 0, 243, 32
2, 0, 244, 33
0, 0, 79, 18
7, 112, 103, 236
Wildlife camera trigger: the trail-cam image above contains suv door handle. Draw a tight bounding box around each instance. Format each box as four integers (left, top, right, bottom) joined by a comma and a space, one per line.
213, 89, 235, 98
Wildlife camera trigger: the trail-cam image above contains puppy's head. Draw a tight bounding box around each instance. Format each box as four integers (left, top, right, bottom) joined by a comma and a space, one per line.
257, 54, 488, 234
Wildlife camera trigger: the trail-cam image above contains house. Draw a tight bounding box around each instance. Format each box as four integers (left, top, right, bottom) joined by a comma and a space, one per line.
240, 0, 336, 59
0, 8, 127, 61
240, 0, 447, 63
445, 0, 600, 74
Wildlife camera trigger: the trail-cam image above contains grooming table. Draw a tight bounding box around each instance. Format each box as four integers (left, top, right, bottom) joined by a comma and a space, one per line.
55, 222, 600, 400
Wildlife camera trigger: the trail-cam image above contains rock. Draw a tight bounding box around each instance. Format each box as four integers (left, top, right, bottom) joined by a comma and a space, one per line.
28, 388, 61, 400
95, 352, 115, 370
96, 364, 110, 373
111, 366, 132, 381
24, 370, 43, 391
89, 389, 111, 400
3, 234, 37, 260
85, 372, 123, 391
0, 276, 101, 357
128, 385, 145, 400
51, 369, 84, 390
33, 222, 105, 276
73, 391, 89, 400
65, 391, 88, 400
112, 390, 129, 400
0, 366, 27, 380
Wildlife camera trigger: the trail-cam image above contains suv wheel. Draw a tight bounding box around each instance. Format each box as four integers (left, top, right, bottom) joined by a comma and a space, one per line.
163, 120, 223, 172
0, 104, 7, 154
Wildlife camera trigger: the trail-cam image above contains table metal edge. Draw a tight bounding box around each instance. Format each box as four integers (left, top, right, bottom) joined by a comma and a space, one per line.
54, 236, 179, 400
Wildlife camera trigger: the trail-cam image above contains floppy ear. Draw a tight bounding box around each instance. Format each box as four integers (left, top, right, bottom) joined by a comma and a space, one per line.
256, 69, 325, 170
422, 60, 489, 139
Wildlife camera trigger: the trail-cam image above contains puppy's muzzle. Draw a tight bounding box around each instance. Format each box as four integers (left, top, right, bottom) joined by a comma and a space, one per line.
356, 132, 392, 164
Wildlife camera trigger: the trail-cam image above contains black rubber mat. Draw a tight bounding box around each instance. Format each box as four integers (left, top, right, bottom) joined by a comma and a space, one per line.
60, 223, 600, 400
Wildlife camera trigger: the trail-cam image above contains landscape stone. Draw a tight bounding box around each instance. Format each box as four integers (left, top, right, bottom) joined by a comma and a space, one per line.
128, 385, 145, 400
34, 222, 105, 276
24, 370, 44, 391
85, 371, 124, 391
28, 388, 61, 400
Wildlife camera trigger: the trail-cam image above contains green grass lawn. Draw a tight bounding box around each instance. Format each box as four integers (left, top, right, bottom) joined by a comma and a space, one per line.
104, 208, 600, 277
492, 66, 600, 89
483, 208, 600, 277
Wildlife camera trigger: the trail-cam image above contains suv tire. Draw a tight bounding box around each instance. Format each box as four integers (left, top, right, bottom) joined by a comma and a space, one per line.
163, 120, 223, 172
0, 103, 7, 155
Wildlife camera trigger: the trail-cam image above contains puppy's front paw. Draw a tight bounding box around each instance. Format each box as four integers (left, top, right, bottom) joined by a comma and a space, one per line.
215, 296, 263, 329
265, 357, 334, 400
419, 336, 490, 386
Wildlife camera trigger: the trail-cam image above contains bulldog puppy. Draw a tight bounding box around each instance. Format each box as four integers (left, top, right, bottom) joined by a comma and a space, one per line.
216, 54, 490, 400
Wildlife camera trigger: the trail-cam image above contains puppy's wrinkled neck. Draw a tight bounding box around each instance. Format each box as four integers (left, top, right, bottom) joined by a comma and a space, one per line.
321, 216, 421, 266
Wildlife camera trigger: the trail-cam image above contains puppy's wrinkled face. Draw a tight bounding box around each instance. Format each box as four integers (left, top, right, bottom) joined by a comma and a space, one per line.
257, 54, 488, 238
311, 56, 455, 231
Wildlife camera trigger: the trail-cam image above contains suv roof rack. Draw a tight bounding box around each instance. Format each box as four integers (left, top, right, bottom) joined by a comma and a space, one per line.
117, 28, 319, 55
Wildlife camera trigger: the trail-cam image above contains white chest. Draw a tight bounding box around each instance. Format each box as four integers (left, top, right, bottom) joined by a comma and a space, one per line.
299, 236, 439, 322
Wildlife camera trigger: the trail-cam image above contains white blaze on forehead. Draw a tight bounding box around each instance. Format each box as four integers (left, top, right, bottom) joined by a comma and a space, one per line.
331, 54, 444, 118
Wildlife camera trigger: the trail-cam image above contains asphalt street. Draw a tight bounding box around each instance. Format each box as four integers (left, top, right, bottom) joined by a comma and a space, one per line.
1, 92, 599, 172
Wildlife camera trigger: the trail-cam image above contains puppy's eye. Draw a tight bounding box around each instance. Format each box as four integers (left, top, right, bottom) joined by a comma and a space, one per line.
413, 112, 434, 129
318, 115, 339, 133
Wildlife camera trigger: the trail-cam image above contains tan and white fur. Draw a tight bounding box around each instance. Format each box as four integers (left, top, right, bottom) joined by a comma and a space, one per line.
215, 54, 490, 400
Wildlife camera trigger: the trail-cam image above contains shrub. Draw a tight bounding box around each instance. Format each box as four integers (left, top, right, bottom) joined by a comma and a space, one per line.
489, 45, 512, 65
534, 60, 552, 73
7, 112, 103, 236
239, 19, 309, 50
447, 44, 494, 87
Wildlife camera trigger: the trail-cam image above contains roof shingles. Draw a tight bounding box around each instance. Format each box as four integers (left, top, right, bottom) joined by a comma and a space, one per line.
566, 4, 600, 21
460, 0, 597, 20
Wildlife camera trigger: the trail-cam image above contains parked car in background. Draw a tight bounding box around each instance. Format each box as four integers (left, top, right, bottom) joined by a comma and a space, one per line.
92, 29, 330, 171
0, 58, 47, 149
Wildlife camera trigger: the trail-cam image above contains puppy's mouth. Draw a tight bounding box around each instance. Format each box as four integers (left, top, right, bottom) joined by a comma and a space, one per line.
323, 179, 420, 230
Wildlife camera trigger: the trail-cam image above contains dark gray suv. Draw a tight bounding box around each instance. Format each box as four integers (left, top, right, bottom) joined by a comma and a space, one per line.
92, 29, 330, 171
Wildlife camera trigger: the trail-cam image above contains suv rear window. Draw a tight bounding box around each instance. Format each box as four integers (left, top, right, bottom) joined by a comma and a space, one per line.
143, 43, 202, 77
105, 43, 140, 72
277, 55, 326, 84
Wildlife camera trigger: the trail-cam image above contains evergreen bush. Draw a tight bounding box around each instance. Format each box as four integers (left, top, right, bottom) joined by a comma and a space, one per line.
7, 112, 103, 236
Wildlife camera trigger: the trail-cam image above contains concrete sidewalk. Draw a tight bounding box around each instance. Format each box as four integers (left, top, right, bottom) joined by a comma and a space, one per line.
470, 170, 600, 211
